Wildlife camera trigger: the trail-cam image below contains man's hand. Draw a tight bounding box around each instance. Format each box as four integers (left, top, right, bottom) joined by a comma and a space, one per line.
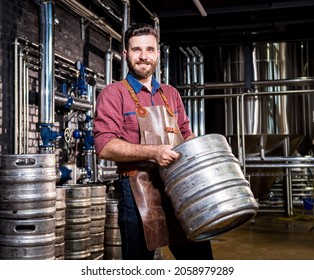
154, 145, 180, 167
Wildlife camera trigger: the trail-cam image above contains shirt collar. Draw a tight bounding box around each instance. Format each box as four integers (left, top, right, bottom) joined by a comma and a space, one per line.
126, 73, 160, 95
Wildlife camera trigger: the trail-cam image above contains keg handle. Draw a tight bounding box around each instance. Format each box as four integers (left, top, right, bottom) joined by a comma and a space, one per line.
15, 158, 36, 167
15, 225, 36, 233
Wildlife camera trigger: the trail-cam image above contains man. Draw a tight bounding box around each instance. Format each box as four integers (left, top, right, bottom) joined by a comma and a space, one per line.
94, 23, 213, 260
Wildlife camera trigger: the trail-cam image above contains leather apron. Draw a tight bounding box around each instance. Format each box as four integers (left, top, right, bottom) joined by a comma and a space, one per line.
117, 80, 188, 250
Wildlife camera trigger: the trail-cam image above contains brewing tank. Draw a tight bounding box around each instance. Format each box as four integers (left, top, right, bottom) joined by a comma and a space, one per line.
222, 41, 312, 198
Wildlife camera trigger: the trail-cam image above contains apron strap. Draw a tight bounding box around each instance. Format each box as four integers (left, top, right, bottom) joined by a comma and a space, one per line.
122, 80, 148, 117
158, 88, 175, 117
122, 79, 175, 117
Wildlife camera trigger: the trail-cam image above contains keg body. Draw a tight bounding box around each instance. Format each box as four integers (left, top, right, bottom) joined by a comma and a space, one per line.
161, 134, 259, 241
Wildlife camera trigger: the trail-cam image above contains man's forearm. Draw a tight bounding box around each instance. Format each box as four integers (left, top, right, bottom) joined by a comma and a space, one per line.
98, 138, 180, 166
99, 138, 158, 162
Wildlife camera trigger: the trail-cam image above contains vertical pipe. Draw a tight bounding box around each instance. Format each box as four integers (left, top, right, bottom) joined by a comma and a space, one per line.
153, 14, 161, 82
13, 39, 19, 154
25, 65, 29, 154
162, 45, 170, 84
121, 0, 130, 79
39, 1, 55, 126
284, 136, 293, 216
276, 42, 289, 134
85, 84, 97, 183
179, 47, 192, 121
192, 47, 205, 135
18, 48, 23, 154
105, 49, 113, 85
23, 59, 27, 153
186, 47, 199, 136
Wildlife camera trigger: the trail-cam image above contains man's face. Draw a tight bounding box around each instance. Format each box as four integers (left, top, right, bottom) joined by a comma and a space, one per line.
124, 35, 159, 80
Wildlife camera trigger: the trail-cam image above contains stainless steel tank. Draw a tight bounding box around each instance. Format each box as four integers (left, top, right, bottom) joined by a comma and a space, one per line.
222, 42, 310, 198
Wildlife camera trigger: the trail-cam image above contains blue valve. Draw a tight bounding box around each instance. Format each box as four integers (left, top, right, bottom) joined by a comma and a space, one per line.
39, 125, 62, 148
83, 130, 94, 150
74, 60, 87, 97
58, 166, 72, 183
72, 129, 82, 140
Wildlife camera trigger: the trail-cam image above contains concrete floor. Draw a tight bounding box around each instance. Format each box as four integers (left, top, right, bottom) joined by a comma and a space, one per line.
160, 210, 314, 260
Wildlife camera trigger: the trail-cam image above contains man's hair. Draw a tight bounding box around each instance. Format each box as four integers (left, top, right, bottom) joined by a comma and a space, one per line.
124, 23, 159, 50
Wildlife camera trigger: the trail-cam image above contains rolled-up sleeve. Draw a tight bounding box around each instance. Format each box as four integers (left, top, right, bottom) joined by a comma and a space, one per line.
93, 84, 124, 157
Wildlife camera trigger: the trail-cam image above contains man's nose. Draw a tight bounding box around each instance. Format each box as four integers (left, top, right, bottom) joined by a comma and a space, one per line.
139, 51, 148, 60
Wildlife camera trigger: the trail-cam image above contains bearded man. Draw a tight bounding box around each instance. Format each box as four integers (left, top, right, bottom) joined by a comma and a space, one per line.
94, 23, 213, 260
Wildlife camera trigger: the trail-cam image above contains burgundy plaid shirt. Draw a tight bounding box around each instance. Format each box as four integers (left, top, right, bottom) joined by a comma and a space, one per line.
93, 73, 193, 156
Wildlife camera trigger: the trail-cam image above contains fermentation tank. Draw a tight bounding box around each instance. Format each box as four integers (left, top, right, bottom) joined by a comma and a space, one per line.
222, 42, 313, 199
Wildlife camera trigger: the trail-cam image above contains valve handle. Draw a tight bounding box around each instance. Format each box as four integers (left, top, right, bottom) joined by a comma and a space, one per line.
63, 127, 71, 143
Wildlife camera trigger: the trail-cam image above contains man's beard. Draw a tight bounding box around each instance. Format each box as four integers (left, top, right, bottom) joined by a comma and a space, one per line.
126, 57, 158, 79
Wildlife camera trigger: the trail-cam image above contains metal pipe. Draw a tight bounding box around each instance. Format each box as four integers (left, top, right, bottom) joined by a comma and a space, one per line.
240, 91, 247, 173
16, 37, 107, 80
105, 49, 113, 85
236, 95, 242, 166
39, 1, 55, 126
176, 77, 314, 90
186, 47, 199, 136
121, 0, 130, 79
285, 136, 294, 216
246, 156, 314, 162
192, 0, 207, 17
92, 0, 123, 23
18, 46, 23, 154
136, 0, 155, 18
192, 46, 205, 135
153, 14, 161, 82
245, 163, 314, 168
179, 47, 192, 121
26, 64, 30, 154
13, 39, 19, 154
180, 89, 314, 99
23, 62, 30, 154
23, 58, 26, 153
162, 45, 170, 84
58, 0, 121, 42
83, 84, 97, 183
55, 91, 93, 111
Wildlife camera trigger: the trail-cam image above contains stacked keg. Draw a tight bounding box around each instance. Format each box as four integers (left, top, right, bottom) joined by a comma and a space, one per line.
89, 184, 107, 260
61, 184, 91, 260
0, 154, 57, 259
55, 187, 66, 259
104, 198, 122, 259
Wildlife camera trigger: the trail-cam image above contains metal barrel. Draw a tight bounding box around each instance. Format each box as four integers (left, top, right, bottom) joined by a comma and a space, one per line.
103, 198, 122, 260
89, 184, 107, 260
0, 217, 56, 259
0, 154, 57, 218
161, 134, 259, 241
55, 187, 66, 260
61, 184, 91, 260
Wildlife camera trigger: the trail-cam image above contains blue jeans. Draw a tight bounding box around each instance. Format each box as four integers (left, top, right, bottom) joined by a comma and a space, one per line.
117, 176, 214, 260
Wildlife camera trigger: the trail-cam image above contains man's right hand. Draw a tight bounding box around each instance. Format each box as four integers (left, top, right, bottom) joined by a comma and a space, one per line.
154, 145, 180, 167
